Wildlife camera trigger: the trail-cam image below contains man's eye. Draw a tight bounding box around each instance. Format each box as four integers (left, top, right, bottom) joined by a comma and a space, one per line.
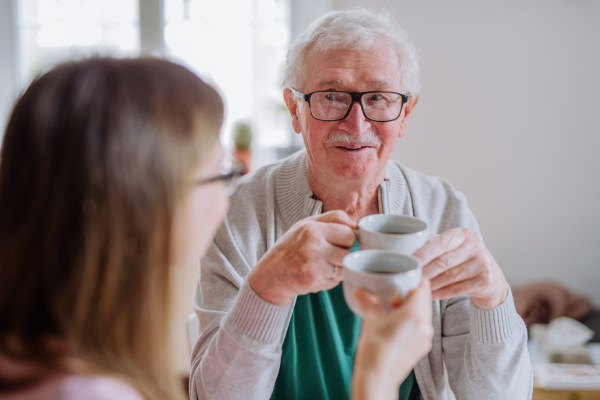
325, 93, 339, 101
368, 94, 384, 101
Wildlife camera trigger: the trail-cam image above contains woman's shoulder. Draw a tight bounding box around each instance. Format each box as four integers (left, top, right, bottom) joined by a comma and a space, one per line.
58, 374, 144, 400
1, 373, 145, 400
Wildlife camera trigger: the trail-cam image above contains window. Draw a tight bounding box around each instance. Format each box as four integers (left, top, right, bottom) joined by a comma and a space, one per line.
17, 0, 139, 87
164, 0, 293, 149
12, 0, 295, 152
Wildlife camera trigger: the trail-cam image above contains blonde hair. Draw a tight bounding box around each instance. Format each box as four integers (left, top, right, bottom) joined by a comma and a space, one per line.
0, 58, 223, 399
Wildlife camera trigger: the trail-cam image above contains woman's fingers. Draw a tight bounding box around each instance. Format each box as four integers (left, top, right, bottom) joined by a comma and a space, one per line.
356, 279, 432, 317
401, 278, 432, 318
355, 288, 381, 316
390, 294, 403, 309
407, 277, 431, 301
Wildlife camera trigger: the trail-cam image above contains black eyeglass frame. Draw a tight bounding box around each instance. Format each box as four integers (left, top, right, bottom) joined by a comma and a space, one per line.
194, 156, 245, 197
291, 89, 411, 122
194, 165, 245, 186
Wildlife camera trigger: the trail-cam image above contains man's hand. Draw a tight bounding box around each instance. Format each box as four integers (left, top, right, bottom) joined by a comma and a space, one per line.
248, 210, 357, 306
413, 228, 508, 309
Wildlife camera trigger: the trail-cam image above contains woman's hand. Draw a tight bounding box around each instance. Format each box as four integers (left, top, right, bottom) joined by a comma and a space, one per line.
351, 279, 434, 400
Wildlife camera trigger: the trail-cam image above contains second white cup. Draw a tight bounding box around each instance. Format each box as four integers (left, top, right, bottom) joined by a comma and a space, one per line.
342, 250, 422, 318
355, 214, 428, 255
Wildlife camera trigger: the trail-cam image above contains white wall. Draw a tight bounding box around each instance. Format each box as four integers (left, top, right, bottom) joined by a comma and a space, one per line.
329, 0, 600, 304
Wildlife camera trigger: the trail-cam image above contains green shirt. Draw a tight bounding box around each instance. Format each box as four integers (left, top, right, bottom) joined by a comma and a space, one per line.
270, 241, 421, 400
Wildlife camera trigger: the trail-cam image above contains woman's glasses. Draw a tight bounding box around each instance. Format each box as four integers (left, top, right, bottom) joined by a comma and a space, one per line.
195, 152, 245, 196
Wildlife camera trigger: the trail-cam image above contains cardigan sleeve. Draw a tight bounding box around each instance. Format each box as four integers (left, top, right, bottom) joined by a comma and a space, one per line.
430, 178, 533, 399
189, 211, 293, 400
442, 287, 533, 399
401, 166, 532, 399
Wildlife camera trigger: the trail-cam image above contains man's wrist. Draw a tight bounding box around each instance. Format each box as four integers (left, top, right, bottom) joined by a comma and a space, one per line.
248, 271, 293, 306
470, 283, 509, 309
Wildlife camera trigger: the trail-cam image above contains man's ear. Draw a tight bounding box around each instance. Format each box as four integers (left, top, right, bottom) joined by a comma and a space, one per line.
283, 88, 302, 133
398, 93, 419, 138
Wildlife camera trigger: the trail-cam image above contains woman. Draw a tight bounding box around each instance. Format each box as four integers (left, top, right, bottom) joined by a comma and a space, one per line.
0, 58, 432, 400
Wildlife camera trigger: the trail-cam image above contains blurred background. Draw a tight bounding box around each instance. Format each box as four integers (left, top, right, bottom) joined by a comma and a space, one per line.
1, 0, 599, 379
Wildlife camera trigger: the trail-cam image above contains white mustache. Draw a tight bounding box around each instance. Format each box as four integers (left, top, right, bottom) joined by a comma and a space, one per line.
323, 131, 382, 146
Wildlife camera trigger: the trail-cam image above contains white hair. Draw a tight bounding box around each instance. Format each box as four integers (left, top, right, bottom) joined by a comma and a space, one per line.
282, 8, 421, 95
323, 130, 382, 146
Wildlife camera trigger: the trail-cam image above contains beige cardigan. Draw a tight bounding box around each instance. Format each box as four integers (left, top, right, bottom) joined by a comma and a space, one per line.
190, 150, 533, 400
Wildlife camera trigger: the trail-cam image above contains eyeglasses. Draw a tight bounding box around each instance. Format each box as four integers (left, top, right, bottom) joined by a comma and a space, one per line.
292, 89, 410, 122
195, 152, 245, 196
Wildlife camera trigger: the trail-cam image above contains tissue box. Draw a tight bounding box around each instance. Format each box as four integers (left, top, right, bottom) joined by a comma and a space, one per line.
548, 346, 590, 365
534, 364, 600, 390
530, 318, 595, 365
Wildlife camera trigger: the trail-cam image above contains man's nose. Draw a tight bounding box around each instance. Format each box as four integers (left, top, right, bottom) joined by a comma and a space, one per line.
339, 101, 371, 136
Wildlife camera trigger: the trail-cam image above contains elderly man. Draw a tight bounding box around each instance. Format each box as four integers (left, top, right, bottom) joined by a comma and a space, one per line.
190, 8, 532, 400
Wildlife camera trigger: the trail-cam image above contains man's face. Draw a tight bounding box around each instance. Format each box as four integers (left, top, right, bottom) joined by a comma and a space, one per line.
285, 42, 417, 183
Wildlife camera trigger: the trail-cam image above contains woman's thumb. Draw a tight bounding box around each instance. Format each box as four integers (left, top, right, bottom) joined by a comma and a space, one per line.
355, 288, 381, 316
405, 277, 432, 307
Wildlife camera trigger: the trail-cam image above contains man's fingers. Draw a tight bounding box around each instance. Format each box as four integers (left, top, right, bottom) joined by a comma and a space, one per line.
332, 266, 346, 281
323, 281, 343, 292
413, 228, 470, 267
321, 222, 356, 248
422, 239, 477, 280
355, 288, 381, 316
431, 276, 484, 301
324, 244, 351, 267
429, 257, 480, 292
311, 210, 358, 229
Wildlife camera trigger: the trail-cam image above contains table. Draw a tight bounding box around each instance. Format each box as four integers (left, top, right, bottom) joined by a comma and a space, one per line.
533, 387, 600, 400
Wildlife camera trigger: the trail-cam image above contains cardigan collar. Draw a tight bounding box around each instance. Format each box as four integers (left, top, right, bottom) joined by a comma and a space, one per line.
275, 149, 409, 229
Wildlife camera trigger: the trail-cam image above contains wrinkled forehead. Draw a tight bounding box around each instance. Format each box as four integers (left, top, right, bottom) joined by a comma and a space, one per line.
301, 41, 401, 92
311, 78, 395, 92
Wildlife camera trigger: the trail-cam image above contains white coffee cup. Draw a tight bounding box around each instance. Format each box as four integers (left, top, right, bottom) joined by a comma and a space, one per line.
355, 214, 428, 255
342, 250, 422, 318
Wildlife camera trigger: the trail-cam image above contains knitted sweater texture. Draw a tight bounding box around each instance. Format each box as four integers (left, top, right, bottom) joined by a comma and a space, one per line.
190, 150, 533, 400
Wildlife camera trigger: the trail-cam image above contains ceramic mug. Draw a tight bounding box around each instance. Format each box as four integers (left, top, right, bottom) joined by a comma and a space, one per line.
354, 214, 428, 255
342, 250, 422, 318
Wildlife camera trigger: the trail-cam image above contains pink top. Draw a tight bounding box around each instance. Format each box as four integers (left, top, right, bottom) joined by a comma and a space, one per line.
0, 355, 145, 400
